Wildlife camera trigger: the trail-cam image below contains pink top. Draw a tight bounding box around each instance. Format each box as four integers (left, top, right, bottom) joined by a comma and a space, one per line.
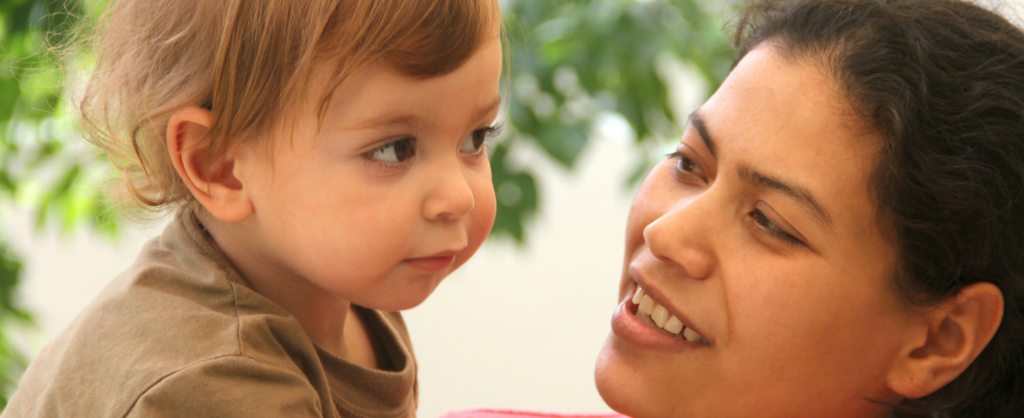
438, 410, 628, 418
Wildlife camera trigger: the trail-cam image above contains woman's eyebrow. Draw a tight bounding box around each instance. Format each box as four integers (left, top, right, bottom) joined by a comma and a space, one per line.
739, 164, 835, 233
688, 110, 716, 158
688, 109, 834, 233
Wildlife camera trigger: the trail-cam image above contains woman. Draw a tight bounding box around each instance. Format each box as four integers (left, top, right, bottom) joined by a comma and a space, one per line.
595, 0, 1024, 417
444, 0, 1023, 417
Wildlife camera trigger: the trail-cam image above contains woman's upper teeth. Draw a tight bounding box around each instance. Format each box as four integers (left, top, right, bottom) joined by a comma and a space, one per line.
633, 286, 707, 343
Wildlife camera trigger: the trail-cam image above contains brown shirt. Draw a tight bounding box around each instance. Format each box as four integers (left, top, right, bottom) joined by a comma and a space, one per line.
3, 208, 417, 418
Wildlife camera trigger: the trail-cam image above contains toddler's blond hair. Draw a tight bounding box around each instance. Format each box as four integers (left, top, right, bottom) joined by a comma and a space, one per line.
80, 0, 500, 212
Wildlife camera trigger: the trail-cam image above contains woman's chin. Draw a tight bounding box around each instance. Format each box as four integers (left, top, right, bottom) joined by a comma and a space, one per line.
595, 297, 709, 418
596, 332, 889, 418
595, 334, 670, 418
595, 336, 633, 417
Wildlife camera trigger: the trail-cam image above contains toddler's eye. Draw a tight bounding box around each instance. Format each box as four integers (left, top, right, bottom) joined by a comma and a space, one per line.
460, 132, 485, 154
368, 138, 416, 163
461, 125, 502, 154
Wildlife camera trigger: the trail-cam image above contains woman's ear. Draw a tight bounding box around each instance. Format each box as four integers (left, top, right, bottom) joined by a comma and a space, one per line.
166, 107, 253, 222
886, 282, 1004, 399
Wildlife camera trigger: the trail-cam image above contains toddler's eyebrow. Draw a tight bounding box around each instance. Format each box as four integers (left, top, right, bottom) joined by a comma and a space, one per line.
351, 96, 501, 130
352, 114, 424, 130
478, 96, 503, 122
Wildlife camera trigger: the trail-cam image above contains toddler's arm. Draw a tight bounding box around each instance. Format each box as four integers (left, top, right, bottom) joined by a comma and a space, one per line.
126, 356, 323, 417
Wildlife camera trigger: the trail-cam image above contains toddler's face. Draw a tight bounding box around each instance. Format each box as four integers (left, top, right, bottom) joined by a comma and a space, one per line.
234, 37, 501, 311
595, 45, 916, 418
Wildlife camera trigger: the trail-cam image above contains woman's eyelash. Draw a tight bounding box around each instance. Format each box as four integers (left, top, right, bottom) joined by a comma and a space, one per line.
751, 209, 803, 246
666, 150, 804, 248
666, 151, 705, 178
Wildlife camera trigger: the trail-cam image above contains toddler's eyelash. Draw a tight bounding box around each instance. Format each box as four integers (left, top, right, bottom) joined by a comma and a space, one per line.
465, 123, 504, 154
482, 123, 504, 141
362, 137, 416, 169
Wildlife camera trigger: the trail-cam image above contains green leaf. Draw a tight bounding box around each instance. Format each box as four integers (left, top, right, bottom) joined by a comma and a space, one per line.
0, 170, 16, 195
0, 81, 19, 124
0, 243, 24, 316
533, 122, 588, 168
502, 0, 737, 185
489, 143, 539, 243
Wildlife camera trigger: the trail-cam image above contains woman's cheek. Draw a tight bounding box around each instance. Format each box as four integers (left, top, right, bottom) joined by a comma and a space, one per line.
625, 170, 674, 248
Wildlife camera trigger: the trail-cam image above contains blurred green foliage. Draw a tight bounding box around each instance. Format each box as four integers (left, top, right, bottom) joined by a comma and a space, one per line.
491, 0, 736, 241
0, 0, 737, 407
1, 0, 109, 407
2, 0, 113, 234
0, 243, 29, 409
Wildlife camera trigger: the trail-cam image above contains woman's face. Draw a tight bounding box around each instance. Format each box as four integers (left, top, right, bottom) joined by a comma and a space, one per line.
595, 44, 919, 418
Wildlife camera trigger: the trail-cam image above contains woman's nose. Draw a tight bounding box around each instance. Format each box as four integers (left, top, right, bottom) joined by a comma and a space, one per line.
642, 195, 717, 280
422, 161, 476, 222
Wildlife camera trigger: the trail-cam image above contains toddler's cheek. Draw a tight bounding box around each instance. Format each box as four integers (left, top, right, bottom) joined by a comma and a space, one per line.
475, 187, 498, 239
454, 188, 495, 268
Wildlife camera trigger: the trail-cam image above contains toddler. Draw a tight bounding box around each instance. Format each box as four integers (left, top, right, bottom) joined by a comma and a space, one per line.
4, 0, 501, 417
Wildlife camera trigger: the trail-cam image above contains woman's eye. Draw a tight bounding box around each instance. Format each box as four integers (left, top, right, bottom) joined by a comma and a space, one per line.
751, 209, 803, 246
461, 125, 502, 155
668, 151, 706, 179
367, 138, 416, 163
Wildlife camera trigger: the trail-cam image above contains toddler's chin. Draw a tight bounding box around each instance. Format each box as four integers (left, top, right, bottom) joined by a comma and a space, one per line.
373, 294, 432, 312
356, 280, 444, 312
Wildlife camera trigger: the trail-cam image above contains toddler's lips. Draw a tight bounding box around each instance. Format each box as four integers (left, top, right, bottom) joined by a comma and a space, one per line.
403, 252, 458, 272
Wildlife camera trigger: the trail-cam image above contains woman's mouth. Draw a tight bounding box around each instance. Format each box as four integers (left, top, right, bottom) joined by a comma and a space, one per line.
611, 283, 710, 352
632, 286, 708, 343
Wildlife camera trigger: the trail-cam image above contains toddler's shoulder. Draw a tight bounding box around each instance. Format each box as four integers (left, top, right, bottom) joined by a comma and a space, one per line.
5, 208, 325, 418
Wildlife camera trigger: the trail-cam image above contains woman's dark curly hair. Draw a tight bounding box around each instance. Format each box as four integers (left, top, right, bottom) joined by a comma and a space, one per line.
733, 0, 1024, 417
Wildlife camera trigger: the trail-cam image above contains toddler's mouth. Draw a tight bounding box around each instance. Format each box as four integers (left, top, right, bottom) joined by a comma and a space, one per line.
631, 286, 709, 344
404, 250, 459, 272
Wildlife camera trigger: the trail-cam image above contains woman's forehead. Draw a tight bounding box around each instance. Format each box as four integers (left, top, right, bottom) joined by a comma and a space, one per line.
696, 45, 884, 237
713, 46, 864, 140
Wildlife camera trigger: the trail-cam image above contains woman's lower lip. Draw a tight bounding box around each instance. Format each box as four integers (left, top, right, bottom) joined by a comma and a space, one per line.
611, 298, 708, 353
403, 256, 456, 272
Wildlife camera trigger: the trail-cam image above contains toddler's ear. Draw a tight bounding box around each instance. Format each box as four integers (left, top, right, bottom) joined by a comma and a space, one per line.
166, 107, 253, 222
886, 282, 1003, 399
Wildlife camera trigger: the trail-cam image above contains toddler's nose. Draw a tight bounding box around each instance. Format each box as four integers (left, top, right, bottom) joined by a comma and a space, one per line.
423, 163, 475, 221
